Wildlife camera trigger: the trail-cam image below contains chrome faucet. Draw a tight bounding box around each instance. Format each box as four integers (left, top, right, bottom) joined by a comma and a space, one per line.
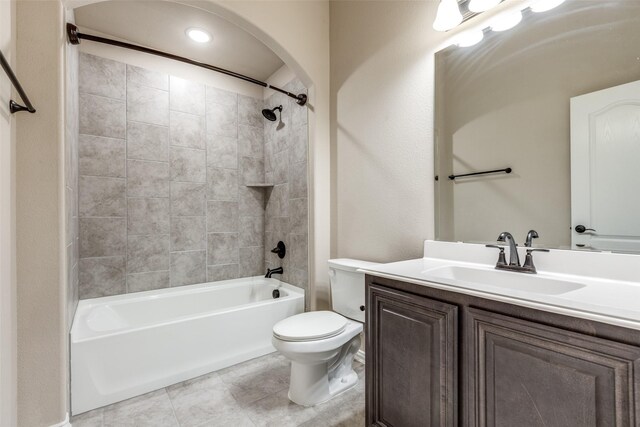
487, 230, 549, 274
265, 267, 283, 278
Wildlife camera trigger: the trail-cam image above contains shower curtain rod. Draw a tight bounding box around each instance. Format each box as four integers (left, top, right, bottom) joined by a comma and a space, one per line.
66, 23, 307, 106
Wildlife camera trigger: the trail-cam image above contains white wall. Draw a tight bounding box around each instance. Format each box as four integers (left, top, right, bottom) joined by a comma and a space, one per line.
0, 0, 17, 425
330, 1, 445, 264
16, 0, 68, 425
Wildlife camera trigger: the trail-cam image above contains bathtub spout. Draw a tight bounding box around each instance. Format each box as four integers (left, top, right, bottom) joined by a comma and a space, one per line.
265, 267, 283, 278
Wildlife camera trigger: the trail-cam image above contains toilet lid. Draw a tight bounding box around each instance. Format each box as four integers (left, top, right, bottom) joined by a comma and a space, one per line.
273, 311, 348, 342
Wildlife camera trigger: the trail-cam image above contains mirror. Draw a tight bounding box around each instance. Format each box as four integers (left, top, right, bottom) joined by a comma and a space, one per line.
434, 0, 640, 252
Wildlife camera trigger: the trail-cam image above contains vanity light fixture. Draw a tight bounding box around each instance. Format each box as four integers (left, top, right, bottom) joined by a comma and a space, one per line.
185, 28, 212, 43
433, 0, 464, 32
468, 0, 501, 13
530, 0, 566, 13
455, 29, 485, 47
488, 10, 522, 31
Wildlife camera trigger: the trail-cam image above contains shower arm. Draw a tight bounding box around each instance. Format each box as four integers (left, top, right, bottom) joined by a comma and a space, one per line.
66, 23, 308, 106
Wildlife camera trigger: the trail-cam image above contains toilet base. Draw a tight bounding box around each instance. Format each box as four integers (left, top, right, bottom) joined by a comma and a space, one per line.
286, 333, 361, 406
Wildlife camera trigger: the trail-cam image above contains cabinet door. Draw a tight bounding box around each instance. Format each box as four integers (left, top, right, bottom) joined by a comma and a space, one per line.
367, 284, 458, 427
466, 307, 640, 427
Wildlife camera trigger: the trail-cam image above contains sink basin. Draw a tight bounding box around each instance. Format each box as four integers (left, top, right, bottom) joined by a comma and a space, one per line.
422, 265, 586, 295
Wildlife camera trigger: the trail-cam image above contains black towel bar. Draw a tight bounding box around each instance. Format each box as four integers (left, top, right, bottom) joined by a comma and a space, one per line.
448, 167, 512, 181
0, 49, 36, 114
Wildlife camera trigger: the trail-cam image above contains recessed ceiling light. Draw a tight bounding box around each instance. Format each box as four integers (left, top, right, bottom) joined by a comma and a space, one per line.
186, 28, 211, 43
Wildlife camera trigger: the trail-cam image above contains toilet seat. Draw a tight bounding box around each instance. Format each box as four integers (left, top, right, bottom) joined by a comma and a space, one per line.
273, 311, 348, 342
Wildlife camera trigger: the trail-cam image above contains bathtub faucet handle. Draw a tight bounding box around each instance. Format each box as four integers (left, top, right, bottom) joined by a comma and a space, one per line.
265, 266, 284, 278
270, 241, 286, 259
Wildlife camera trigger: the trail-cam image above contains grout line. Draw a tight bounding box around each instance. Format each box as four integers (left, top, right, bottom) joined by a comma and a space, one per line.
126, 119, 169, 129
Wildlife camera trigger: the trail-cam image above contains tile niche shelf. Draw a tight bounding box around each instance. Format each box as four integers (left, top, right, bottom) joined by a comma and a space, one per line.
245, 183, 274, 188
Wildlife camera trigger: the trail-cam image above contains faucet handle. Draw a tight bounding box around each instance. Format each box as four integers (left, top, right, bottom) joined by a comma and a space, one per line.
486, 245, 507, 266
522, 248, 549, 273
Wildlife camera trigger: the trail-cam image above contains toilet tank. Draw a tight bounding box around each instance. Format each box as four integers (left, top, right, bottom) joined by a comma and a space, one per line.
329, 259, 379, 323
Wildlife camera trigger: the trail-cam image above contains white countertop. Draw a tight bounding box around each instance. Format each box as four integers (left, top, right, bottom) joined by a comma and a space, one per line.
359, 241, 640, 331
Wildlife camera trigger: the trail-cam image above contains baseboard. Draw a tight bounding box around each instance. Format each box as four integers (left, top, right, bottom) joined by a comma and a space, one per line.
49, 413, 71, 427
355, 349, 365, 364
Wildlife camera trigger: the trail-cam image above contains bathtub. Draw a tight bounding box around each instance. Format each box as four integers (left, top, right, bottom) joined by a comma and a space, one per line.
71, 277, 304, 415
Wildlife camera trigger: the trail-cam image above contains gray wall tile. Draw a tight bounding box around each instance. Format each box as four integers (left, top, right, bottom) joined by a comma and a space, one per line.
207, 168, 238, 201
239, 247, 264, 277
289, 198, 308, 235
206, 135, 237, 169
170, 147, 206, 183
79, 176, 126, 217
127, 271, 170, 293
239, 216, 264, 247
79, 135, 126, 178
290, 161, 307, 199
290, 125, 308, 165
272, 150, 288, 185
80, 218, 126, 258
289, 233, 308, 270
79, 93, 126, 139
206, 86, 237, 107
240, 156, 264, 184
127, 64, 168, 91
128, 198, 170, 235
127, 121, 169, 162
239, 187, 264, 217
207, 201, 239, 232
207, 264, 239, 282
127, 160, 170, 198
170, 76, 205, 115
264, 142, 274, 174
127, 83, 169, 126
170, 111, 205, 149
207, 233, 238, 265
171, 216, 206, 251
238, 95, 263, 127
79, 256, 125, 299
238, 125, 264, 158
171, 251, 206, 287
127, 234, 170, 274
171, 182, 205, 217
206, 102, 237, 137
79, 53, 125, 100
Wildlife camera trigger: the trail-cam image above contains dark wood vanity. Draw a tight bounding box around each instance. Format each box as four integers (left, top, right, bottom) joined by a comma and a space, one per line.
365, 274, 640, 427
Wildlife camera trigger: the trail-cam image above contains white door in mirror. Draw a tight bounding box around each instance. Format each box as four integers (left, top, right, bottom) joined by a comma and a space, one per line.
570, 79, 640, 252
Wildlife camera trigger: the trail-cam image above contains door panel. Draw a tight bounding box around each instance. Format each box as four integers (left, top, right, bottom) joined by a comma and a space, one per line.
570, 79, 640, 251
367, 284, 458, 427
467, 307, 640, 427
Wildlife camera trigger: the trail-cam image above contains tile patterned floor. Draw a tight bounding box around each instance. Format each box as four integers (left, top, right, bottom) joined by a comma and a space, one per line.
71, 353, 365, 427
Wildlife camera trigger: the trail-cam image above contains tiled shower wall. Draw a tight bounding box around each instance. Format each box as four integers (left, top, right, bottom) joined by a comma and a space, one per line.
77, 53, 268, 299
264, 79, 309, 294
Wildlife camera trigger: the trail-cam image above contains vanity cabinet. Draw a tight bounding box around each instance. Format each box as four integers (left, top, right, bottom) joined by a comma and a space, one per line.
365, 275, 640, 427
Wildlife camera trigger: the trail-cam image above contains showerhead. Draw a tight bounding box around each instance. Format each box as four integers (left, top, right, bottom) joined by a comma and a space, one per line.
262, 105, 283, 122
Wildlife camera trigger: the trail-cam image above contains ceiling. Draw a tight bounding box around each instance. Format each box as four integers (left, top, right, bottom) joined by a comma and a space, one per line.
74, 1, 285, 81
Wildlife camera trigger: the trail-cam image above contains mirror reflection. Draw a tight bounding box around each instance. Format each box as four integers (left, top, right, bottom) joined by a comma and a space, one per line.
434, 0, 640, 252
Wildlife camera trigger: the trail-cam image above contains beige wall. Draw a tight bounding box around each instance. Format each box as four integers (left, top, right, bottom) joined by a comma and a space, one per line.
0, 1, 17, 425
16, 0, 68, 425
330, 1, 446, 265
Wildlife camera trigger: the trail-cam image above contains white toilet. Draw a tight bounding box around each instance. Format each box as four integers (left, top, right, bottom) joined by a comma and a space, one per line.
272, 258, 378, 406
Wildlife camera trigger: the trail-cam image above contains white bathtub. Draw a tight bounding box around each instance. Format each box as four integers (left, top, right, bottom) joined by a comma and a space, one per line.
71, 277, 304, 415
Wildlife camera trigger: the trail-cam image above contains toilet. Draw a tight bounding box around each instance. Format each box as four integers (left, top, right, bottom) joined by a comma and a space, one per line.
272, 258, 378, 406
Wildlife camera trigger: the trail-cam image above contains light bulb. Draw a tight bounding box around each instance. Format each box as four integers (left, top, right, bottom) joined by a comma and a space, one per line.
468, 0, 501, 13
186, 28, 212, 43
488, 11, 522, 32
433, 0, 463, 32
530, 0, 565, 13
456, 30, 484, 47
